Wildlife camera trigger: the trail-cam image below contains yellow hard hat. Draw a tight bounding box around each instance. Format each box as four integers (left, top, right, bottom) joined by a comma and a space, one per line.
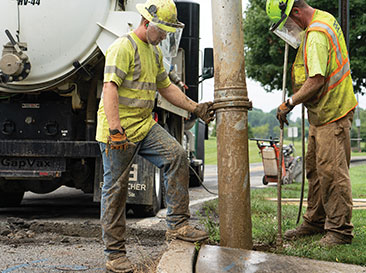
266, 0, 295, 31
136, 0, 184, 33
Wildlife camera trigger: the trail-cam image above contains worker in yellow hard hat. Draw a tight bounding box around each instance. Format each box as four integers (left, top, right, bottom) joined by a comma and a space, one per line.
266, 0, 357, 247
96, 0, 213, 272
136, 0, 184, 57
266, 0, 304, 49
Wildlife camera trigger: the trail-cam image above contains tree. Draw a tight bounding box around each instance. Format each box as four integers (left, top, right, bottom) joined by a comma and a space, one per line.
248, 108, 280, 138
243, 0, 366, 95
252, 123, 270, 138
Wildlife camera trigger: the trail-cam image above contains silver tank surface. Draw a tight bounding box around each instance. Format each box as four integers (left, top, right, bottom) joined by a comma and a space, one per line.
0, 0, 142, 91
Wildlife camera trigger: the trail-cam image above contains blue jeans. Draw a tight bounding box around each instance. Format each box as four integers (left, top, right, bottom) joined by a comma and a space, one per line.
99, 123, 190, 259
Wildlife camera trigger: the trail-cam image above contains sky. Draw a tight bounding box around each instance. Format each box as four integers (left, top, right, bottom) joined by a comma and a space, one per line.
195, 0, 366, 121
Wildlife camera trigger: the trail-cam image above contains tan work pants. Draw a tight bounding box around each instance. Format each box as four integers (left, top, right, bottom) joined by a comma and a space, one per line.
303, 111, 354, 238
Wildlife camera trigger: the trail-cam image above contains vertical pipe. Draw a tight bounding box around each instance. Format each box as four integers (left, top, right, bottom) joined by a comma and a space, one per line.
276, 43, 289, 247
339, 0, 349, 49
211, 0, 253, 249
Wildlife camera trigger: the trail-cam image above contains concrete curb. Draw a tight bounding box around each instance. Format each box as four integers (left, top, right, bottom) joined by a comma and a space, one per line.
195, 245, 366, 273
156, 240, 197, 273
158, 242, 366, 273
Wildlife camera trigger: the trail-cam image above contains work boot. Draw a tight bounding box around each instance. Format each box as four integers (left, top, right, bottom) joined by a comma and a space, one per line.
284, 222, 324, 240
318, 232, 352, 247
166, 225, 209, 242
106, 255, 133, 273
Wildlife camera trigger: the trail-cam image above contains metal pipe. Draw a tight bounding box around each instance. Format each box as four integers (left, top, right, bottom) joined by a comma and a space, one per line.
276, 43, 289, 247
211, 0, 252, 249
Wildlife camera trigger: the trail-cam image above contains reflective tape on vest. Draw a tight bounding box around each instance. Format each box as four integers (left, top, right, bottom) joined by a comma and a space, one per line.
304, 21, 350, 94
310, 22, 343, 66
328, 60, 350, 89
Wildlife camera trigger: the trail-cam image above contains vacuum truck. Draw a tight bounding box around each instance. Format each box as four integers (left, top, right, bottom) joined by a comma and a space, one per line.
0, 0, 213, 216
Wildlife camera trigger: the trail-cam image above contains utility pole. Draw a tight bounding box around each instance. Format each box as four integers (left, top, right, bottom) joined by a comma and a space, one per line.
211, 0, 253, 249
339, 0, 361, 151
339, 0, 349, 49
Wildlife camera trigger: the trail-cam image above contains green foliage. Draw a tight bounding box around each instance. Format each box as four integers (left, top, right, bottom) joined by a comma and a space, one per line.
209, 121, 216, 137
248, 108, 303, 139
197, 200, 220, 244
249, 108, 278, 138
243, 0, 366, 95
243, 0, 295, 94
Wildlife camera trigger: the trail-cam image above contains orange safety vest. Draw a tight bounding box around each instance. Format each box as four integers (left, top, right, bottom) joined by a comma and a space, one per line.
292, 10, 357, 126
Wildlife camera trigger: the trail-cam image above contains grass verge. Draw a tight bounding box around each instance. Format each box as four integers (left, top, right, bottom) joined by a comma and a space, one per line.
197, 165, 366, 266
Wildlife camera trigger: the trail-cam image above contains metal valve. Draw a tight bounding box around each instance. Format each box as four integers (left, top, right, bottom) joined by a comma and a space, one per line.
0, 30, 31, 82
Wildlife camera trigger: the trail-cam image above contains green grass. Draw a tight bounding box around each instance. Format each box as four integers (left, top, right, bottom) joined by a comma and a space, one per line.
198, 165, 366, 266
204, 136, 263, 164
205, 136, 366, 165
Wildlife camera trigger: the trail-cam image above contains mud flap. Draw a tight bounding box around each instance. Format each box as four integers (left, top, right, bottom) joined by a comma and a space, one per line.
127, 156, 162, 217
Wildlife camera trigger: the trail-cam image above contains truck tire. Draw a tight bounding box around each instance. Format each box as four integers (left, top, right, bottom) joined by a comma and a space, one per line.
189, 164, 204, 187
262, 175, 269, 185
189, 119, 206, 187
132, 167, 163, 217
0, 191, 24, 207
26, 180, 62, 194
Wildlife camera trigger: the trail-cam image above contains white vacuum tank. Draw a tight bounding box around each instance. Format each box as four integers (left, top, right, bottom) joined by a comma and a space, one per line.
0, 0, 142, 90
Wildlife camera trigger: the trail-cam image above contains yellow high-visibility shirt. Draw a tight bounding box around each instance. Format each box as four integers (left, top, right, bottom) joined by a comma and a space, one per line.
306, 31, 329, 78
96, 32, 171, 143
291, 10, 357, 126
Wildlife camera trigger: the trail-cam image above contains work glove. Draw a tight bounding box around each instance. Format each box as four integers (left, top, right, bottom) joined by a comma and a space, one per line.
276, 99, 294, 129
193, 102, 215, 124
106, 128, 135, 156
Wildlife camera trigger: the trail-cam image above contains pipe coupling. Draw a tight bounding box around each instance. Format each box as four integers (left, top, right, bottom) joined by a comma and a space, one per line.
213, 97, 252, 111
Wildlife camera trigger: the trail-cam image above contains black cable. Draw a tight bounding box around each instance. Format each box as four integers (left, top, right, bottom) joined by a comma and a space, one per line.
189, 165, 218, 196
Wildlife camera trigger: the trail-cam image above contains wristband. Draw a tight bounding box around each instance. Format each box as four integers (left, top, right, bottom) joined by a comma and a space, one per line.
109, 128, 122, 135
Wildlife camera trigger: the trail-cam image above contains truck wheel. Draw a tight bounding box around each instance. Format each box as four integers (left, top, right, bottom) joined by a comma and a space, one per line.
0, 191, 24, 207
151, 167, 163, 215
132, 167, 163, 217
161, 171, 167, 208
262, 176, 268, 185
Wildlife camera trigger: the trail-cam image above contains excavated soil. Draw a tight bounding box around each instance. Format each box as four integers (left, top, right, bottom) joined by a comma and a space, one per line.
0, 217, 168, 272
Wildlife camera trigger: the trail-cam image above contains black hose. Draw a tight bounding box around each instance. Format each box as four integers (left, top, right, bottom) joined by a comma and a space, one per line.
189, 165, 218, 196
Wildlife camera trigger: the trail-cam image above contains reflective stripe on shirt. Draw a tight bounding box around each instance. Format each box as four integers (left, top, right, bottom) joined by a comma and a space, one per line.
121, 79, 157, 90
118, 96, 155, 109
104, 65, 127, 80
126, 34, 141, 81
